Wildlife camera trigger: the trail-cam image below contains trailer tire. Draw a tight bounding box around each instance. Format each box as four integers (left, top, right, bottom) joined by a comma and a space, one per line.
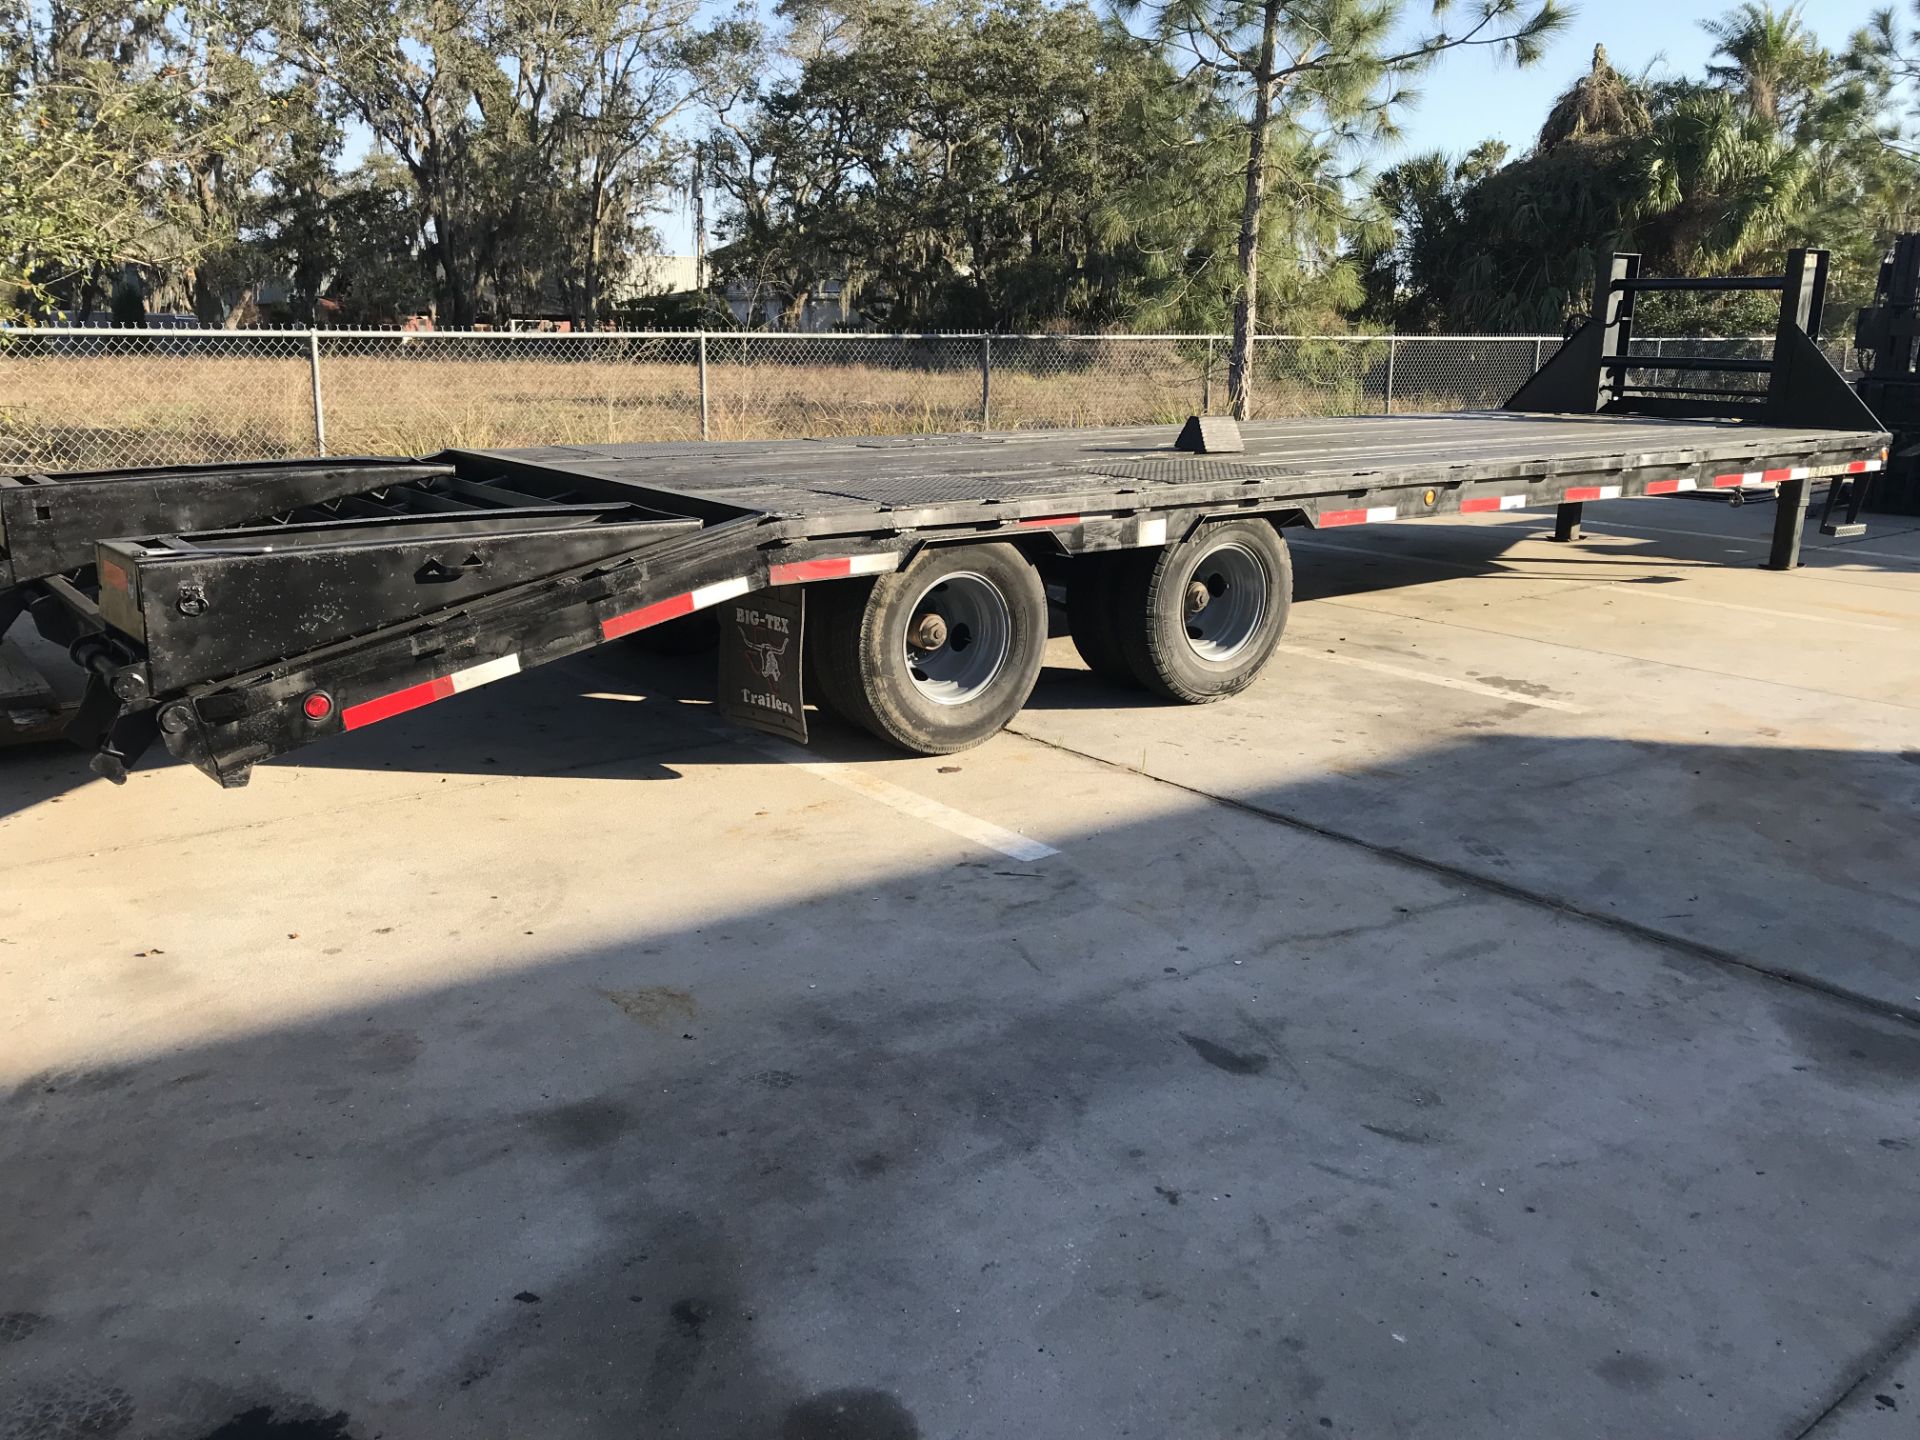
811, 544, 1047, 755
1113, 521, 1291, 703
801, 626, 847, 723
1066, 555, 1137, 685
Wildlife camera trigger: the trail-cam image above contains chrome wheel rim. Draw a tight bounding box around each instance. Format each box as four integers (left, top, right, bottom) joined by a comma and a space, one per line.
904, 571, 1012, 705
1181, 541, 1268, 662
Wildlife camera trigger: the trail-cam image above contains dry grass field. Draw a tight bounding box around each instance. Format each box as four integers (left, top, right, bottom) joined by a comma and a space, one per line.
0, 333, 1533, 473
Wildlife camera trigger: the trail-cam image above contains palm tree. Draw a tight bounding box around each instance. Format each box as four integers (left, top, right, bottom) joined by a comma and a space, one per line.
1702, 2, 1827, 129
1631, 90, 1812, 272
1539, 44, 1651, 150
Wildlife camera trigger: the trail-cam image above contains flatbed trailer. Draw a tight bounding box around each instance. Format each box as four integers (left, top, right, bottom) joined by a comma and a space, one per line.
0, 249, 1891, 788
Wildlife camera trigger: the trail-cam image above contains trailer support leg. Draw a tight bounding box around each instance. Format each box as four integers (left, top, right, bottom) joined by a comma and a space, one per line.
1552, 502, 1583, 542
1767, 477, 1811, 570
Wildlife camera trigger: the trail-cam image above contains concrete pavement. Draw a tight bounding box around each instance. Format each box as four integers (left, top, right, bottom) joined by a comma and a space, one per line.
3, 493, 1917, 1440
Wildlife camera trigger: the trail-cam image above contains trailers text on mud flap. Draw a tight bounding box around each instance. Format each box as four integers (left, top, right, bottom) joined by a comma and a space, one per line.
719, 590, 808, 744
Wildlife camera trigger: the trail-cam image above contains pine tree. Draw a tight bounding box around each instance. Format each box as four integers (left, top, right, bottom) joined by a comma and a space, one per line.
1125, 0, 1567, 416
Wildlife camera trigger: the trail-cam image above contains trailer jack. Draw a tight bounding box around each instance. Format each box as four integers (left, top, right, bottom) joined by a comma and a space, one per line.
64, 676, 159, 784
1817, 471, 1875, 538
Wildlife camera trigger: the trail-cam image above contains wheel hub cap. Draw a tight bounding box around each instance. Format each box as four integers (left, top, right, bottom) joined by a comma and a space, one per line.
904, 572, 1012, 705
912, 613, 949, 650
1181, 541, 1269, 663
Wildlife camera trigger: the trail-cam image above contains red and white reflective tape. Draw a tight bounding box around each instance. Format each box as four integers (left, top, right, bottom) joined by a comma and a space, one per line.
1846, 458, 1883, 474
1643, 476, 1698, 495
1017, 514, 1080, 529
1319, 505, 1398, 528
1710, 465, 1831, 487
1564, 483, 1624, 502
1133, 516, 1168, 547
1460, 493, 1528, 514
342, 652, 523, 730
768, 553, 897, 585
601, 578, 753, 640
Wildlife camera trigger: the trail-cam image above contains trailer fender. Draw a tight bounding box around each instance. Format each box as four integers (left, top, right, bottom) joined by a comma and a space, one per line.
1185, 505, 1312, 543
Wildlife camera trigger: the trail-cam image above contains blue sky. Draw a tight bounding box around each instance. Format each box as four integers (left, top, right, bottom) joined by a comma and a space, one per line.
649, 0, 1884, 253
1395, 0, 1876, 162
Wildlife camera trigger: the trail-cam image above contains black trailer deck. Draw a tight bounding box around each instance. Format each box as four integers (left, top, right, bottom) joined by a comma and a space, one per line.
458, 411, 1884, 535
0, 247, 1896, 788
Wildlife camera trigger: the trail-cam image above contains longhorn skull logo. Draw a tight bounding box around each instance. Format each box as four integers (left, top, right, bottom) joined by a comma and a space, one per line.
744, 635, 790, 682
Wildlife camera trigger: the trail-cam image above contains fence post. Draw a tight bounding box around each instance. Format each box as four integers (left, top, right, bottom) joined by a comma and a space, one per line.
980, 335, 992, 430
697, 330, 710, 441
307, 329, 327, 455
1534, 337, 1544, 372
1383, 335, 1397, 416
1203, 336, 1215, 413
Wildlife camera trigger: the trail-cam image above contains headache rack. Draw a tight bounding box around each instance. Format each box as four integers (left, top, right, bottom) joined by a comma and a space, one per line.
1507, 246, 1885, 556
1508, 247, 1879, 429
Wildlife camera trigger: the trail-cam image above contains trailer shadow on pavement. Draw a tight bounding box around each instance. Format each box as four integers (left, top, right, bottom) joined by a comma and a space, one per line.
0, 739, 104, 823
7, 616, 1918, 1020
0, 649, 776, 825
3, 715, 1919, 1440
1281, 496, 1920, 605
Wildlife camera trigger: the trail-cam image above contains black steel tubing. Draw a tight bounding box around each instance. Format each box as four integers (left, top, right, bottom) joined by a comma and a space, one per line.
1620, 385, 1768, 400
1617, 356, 1774, 373
1614, 275, 1787, 292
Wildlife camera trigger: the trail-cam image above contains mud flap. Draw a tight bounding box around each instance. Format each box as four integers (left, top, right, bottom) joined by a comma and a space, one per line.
718, 587, 808, 744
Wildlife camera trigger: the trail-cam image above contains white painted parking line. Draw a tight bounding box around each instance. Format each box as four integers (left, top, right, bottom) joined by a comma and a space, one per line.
1601, 585, 1902, 632
1308, 520, 1920, 576
1574, 519, 1758, 546
1284, 649, 1584, 712
1298, 529, 1907, 629
774, 757, 1059, 862
583, 691, 1059, 862
1586, 520, 1920, 568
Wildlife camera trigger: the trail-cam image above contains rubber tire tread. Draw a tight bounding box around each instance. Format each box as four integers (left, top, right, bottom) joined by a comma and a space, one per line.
810, 545, 1048, 755
804, 580, 870, 724
1113, 521, 1292, 704
1067, 555, 1137, 685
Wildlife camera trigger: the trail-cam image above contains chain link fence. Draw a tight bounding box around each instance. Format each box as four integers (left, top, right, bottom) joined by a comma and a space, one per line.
314, 332, 704, 455
0, 328, 1853, 473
